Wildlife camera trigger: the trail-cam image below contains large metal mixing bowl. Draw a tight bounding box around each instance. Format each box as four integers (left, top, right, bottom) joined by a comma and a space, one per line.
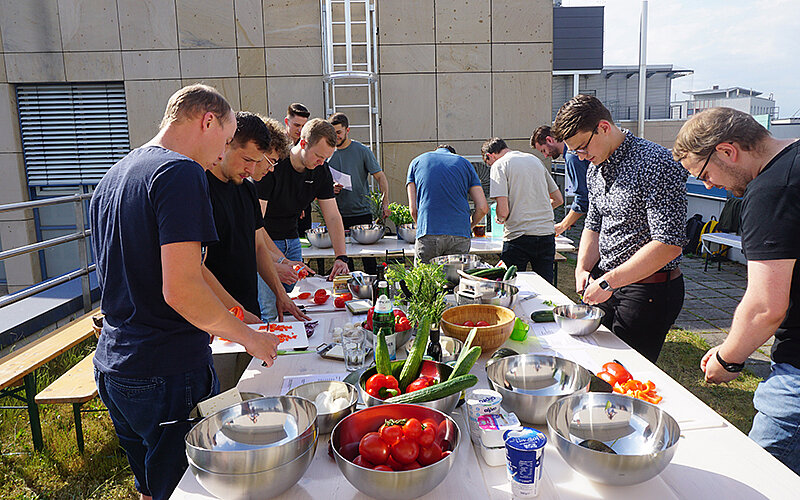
331, 403, 460, 500
347, 273, 377, 299
553, 304, 605, 336
396, 223, 417, 243
359, 360, 460, 414
456, 270, 519, 307
188, 437, 317, 500
430, 254, 483, 286
486, 354, 592, 424
287, 380, 358, 434
351, 224, 385, 244
546, 392, 680, 486
185, 396, 318, 474
306, 226, 332, 248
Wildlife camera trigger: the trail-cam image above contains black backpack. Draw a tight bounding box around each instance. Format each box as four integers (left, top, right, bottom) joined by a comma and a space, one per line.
684, 213, 704, 255
717, 197, 743, 234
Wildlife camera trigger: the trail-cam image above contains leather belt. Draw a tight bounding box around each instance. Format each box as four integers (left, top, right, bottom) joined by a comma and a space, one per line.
635, 267, 682, 285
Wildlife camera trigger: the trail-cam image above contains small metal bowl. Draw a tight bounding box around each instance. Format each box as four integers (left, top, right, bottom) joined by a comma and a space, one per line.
431, 254, 483, 285
403, 335, 463, 364
287, 380, 358, 434
546, 392, 680, 486
347, 273, 377, 299
359, 360, 460, 414
486, 354, 592, 424
351, 224, 386, 244
397, 223, 417, 243
456, 271, 519, 308
306, 226, 332, 248
553, 304, 605, 336
331, 403, 460, 500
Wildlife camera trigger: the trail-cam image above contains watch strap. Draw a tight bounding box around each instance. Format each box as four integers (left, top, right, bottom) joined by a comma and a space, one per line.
335, 255, 349, 263
716, 351, 745, 372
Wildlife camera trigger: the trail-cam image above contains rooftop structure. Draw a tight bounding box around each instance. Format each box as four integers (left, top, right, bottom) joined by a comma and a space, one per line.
671, 84, 777, 120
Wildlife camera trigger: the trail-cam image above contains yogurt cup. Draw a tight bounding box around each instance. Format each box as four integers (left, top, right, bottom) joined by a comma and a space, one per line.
504, 427, 547, 498
466, 389, 503, 443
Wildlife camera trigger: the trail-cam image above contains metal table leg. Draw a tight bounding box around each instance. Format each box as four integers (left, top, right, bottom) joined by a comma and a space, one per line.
23, 373, 44, 451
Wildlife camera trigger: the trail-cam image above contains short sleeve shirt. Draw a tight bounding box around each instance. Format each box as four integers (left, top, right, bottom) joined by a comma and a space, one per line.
406, 148, 481, 239
328, 140, 382, 217
205, 173, 263, 316
563, 145, 590, 214
256, 157, 335, 240
489, 150, 558, 240
89, 146, 218, 377
584, 131, 688, 272
740, 140, 800, 367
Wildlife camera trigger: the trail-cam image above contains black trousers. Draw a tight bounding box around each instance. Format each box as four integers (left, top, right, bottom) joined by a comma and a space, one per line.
342, 213, 377, 274
593, 268, 685, 363
501, 234, 555, 284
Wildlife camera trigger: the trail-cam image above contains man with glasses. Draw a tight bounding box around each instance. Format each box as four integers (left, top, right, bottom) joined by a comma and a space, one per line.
673, 107, 800, 473
551, 94, 687, 362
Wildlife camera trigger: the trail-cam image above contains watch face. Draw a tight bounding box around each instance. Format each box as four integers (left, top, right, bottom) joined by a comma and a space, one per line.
599, 279, 609, 290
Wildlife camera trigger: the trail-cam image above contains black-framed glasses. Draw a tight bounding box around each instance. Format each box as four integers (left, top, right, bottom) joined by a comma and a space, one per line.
567, 127, 597, 155
695, 152, 713, 181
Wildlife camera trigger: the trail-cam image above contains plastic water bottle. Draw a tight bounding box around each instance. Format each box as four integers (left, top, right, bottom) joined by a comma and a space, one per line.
373, 282, 396, 357
490, 203, 504, 237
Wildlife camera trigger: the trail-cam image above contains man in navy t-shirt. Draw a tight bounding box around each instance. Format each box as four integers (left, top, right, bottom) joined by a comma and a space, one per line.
90, 84, 280, 500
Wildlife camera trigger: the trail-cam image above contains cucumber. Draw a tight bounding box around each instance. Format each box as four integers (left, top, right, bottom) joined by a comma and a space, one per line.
448, 345, 481, 381
386, 374, 478, 404
502, 265, 517, 281
470, 266, 507, 279
531, 310, 555, 322
398, 316, 431, 390
375, 331, 392, 376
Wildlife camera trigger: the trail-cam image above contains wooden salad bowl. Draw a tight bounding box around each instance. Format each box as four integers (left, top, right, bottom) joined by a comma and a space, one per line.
439, 304, 516, 350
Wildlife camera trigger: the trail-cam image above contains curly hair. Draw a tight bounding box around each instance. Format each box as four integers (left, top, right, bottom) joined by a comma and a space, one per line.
262, 116, 291, 159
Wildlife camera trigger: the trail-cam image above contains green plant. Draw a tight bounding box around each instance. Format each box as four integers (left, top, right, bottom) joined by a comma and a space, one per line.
387, 203, 413, 227
385, 262, 448, 327
364, 190, 385, 224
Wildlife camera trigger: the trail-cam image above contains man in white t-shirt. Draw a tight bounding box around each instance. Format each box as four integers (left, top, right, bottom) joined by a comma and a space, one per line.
482, 137, 563, 283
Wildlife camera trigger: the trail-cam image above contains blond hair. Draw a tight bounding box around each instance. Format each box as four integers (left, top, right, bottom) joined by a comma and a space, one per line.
673, 107, 770, 162
159, 83, 232, 129
300, 118, 337, 148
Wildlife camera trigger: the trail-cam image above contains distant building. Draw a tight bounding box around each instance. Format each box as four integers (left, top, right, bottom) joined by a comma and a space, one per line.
671, 86, 778, 120
770, 118, 800, 139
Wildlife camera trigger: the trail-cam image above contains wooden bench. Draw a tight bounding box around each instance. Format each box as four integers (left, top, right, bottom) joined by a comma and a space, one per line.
553, 252, 568, 286
0, 308, 99, 451
35, 351, 99, 453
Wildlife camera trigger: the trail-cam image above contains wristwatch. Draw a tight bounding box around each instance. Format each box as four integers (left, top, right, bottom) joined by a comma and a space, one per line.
715, 351, 745, 373
335, 255, 349, 263
597, 277, 616, 292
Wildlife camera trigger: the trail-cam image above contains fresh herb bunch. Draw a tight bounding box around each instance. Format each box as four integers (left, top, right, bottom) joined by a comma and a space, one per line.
385, 262, 448, 327
387, 202, 414, 226
364, 189, 385, 224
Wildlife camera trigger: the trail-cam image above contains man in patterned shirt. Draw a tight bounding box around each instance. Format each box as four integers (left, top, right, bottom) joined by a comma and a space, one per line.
552, 94, 687, 362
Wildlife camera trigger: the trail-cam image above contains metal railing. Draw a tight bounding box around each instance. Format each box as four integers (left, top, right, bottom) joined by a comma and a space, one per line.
0, 193, 94, 312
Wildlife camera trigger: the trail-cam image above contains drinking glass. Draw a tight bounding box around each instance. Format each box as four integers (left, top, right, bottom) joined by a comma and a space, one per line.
342, 327, 366, 371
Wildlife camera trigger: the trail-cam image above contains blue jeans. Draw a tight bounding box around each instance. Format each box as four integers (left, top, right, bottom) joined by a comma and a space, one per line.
749, 362, 800, 474
258, 237, 302, 321
501, 234, 555, 284
95, 364, 219, 499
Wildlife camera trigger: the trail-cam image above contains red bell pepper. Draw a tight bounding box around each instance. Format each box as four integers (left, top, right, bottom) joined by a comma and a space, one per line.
406, 376, 436, 393
365, 374, 400, 399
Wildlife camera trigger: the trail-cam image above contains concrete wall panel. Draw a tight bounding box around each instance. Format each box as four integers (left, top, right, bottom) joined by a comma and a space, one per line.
492, 43, 551, 72
176, 0, 237, 48
122, 50, 181, 80
234, 0, 265, 47
58, 0, 120, 51
184, 78, 241, 110
239, 77, 268, 115
64, 51, 123, 81
492, 71, 551, 140
437, 73, 491, 141
266, 76, 324, 119
379, 45, 435, 74
5, 53, 66, 82
263, 0, 322, 47
0, 84, 21, 154
380, 141, 437, 204
380, 74, 436, 142
435, 0, 490, 44
124, 80, 183, 148
436, 44, 490, 73
238, 48, 267, 77
378, 0, 435, 45
491, 0, 552, 43
179, 49, 239, 79
118, 0, 179, 50
0, 1, 62, 52
266, 47, 323, 77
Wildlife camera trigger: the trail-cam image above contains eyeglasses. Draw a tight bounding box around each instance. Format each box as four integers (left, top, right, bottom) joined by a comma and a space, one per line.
694, 152, 713, 181
567, 127, 597, 155
262, 154, 278, 168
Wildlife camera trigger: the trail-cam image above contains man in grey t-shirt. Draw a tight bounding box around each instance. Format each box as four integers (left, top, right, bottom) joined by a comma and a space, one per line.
328, 112, 390, 274
482, 137, 563, 283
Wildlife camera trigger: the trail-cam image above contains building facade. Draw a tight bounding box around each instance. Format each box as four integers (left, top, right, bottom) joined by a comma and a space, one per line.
671, 86, 777, 120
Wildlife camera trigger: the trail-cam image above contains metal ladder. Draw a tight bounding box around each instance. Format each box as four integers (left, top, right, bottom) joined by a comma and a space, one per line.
320, 0, 380, 160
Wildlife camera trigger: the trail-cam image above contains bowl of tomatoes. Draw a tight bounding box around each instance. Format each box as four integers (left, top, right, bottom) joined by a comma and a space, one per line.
331, 403, 460, 500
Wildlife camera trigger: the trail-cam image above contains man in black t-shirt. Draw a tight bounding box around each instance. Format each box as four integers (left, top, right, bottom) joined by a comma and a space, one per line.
256, 118, 350, 320
674, 107, 800, 474
205, 111, 307, 322
284, 103, 314, 236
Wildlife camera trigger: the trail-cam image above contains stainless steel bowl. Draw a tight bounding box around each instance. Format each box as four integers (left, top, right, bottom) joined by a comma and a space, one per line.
188, 438, 317, 500
363, 326, 414, 359
287, 380, 358, 434
397, 223, 417, 243
351, 224, 385, 244
185, 396, 318, 474
359, 360, 460, 414
456, 271, 519, 308
331, 403, 460, 500
486, 354, 592, 424
306, 226, 332, 248
546, 392, 680, 486
403, 335, 463, 364
347, 273, 377, 299
240, 392, 264, 401
431, 254, 483, 285
553, 304, 605, 336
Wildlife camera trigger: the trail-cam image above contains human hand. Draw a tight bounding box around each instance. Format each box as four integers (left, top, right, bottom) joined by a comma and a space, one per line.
276, 262, 299, 285
575, 269, 591, 297
287, 260, 314, 277
247, 330, 280, 367
275, 293, 310, 322
701, 346, 742, 384
382, 205, 391, 219
328, 259, 350, 280
554, 222, 568, 236
242, 309, 262, 324
582, 278, 612, 305
333, 182, 343, 194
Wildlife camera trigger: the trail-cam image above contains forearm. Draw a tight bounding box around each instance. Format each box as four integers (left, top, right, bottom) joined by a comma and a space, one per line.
603, 241, 682, 289
550, 190, 564, 210
407, 183, 418, 222
576, 228, 600, 273
377, 173, 390, 210
325, 209, 347, 256
721, 295, 785, 363
558, 210, 583, 228
470, 207, 488, 228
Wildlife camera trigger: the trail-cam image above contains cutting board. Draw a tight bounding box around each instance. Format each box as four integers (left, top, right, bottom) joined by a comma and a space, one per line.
288, 276, 339, 313
249, 322, 309, 350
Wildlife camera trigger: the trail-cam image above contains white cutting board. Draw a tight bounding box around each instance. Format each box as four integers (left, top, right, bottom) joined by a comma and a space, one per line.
288, 275, 340, 313
248, 322, 309, 350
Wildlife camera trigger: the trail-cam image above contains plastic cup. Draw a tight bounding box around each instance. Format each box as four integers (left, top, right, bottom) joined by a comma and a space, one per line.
342, 328, 365, 371
510, 318, 530, 341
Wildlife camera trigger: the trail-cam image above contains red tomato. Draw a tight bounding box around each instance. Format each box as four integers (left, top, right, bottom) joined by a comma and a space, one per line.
379, 424, 403, 447
602, 362, 632, 384
475, 320, 490, 327
314, 288, 328, 297
385, 455, 404, 471
297, 292, 311, 300
596, 370, 618, 386
403, 418, 422, 440
334, 294, 350, 308
352, 455, 374, 469
401, 461, 422, 471
417, 442, 443, 466
373, 465, 393, 471
313, 293, 329, 305
421, 418, 438, 430
228, 306, 244, 321
293, 264, 309, 280
339, 442, 360, 461
462, 320, 475, 327
418, 424, 436, 446
391, 436, 420, 465
359, 432, 389, 465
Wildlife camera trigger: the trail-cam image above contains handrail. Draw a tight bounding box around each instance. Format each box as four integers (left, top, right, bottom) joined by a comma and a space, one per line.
0, 193, 94, 313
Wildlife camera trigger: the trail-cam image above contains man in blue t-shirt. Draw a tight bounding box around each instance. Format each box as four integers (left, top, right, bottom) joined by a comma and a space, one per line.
531, 125, 590, 236
406, 145, 489, 263
90, 84, 280, 500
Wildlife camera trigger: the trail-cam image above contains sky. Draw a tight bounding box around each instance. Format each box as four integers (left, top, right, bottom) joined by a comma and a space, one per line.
561, 0, 800, 118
